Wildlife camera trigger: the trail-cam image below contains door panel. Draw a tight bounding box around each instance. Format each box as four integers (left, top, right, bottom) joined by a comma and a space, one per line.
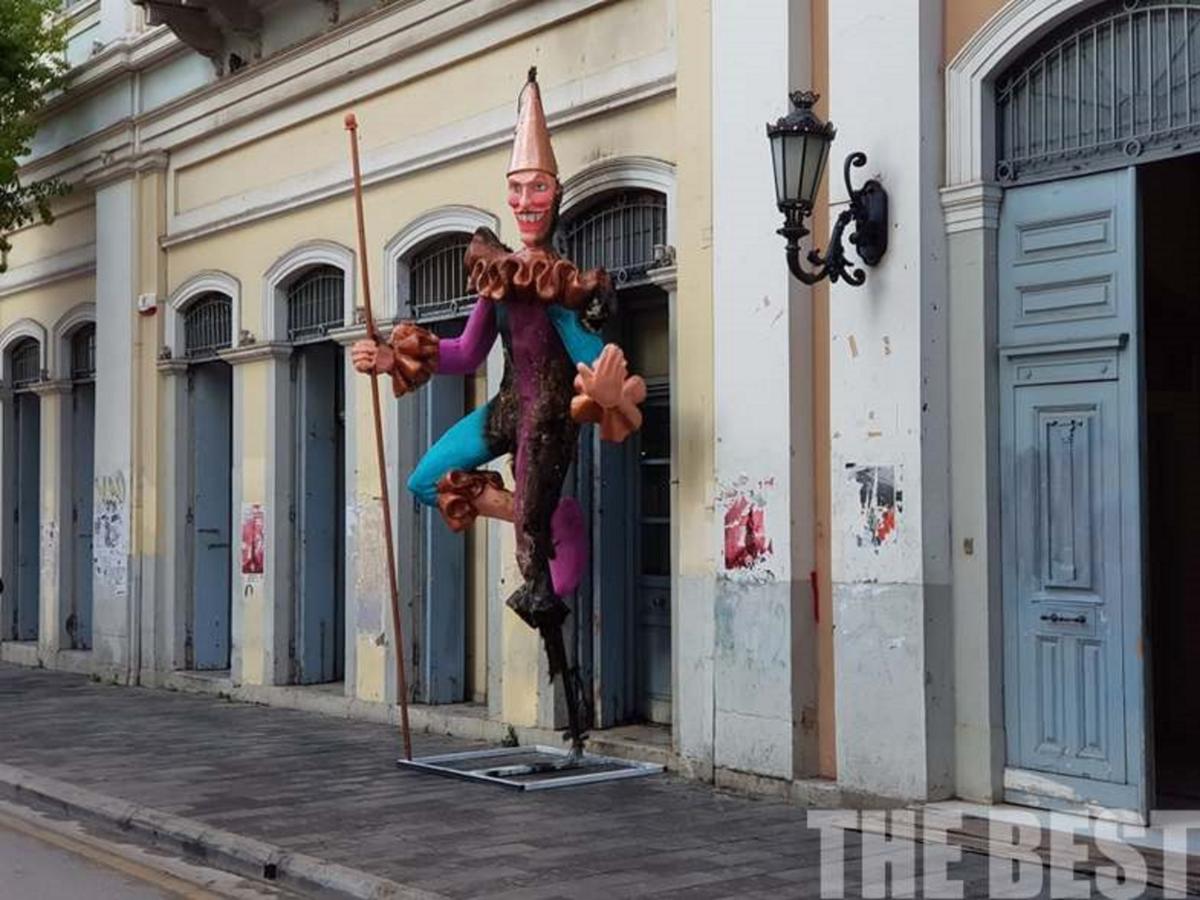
13, 394, 39, 641
189, 363, 232, 670
295, 344, 345, 684
999, 168, 1145, 813
70, 383, 95, 649
421, 369, 466, 703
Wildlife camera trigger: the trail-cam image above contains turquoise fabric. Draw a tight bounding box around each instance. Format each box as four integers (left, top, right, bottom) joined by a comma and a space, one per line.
407, 402, 495, 506
547, 304, 603, 367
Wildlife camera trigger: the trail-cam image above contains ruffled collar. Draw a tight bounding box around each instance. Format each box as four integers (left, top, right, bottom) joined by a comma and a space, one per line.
465, 228, 607, 309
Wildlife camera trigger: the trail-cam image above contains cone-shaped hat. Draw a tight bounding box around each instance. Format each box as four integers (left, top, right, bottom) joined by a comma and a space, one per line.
508, 67, 558, 177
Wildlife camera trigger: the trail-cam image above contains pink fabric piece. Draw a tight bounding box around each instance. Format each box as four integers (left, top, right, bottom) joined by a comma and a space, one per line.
550, 496, 587, 597
436, 300, 497, 375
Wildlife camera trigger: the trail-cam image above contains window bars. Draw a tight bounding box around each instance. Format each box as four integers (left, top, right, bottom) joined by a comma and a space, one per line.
407, 234, 474, 322
71, 325, 96, 380
184, 293, 232, 360
558, 191, 667, 287
287, 265, 345, 342
9, 339, 41, 390
996, 0, 1200, 182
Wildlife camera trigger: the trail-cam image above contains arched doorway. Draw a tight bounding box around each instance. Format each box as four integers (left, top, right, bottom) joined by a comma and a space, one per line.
182, 293, 234, 670
986, 0, 1200, 816
5, 337, 41, 642
287, 264, 346, 685
558, 187, 673, 727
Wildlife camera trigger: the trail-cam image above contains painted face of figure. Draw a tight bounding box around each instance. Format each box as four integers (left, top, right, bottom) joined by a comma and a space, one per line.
507, 170, 558, 247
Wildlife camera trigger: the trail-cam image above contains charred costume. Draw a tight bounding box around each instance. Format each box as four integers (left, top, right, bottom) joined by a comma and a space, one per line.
354, 69, 645, 752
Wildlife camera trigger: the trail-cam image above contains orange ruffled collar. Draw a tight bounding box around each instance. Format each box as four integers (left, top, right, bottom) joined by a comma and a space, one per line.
465, 228, 608, 309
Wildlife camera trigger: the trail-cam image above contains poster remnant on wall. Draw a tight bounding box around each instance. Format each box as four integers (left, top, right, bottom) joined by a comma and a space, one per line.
850, 464, 899, 549
240, 503, 264, 577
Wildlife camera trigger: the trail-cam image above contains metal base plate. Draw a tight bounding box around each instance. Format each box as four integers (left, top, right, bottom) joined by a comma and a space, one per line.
396, 744, 664, 791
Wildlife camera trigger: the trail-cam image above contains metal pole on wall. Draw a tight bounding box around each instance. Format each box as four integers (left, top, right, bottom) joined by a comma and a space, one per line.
344, 112, 413, 761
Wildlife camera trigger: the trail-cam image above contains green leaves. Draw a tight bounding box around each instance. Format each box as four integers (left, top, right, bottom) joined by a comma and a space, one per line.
0, 0, 70, 273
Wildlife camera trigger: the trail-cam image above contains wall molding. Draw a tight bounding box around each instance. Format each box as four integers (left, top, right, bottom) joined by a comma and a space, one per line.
49, 301, 97, 380
165, 270, 242, 357
384, 205, 498, 319
0, 244, 96, 299
161, 52, 675, 248
945, 0, 1106, 186
261, 240, 356, 342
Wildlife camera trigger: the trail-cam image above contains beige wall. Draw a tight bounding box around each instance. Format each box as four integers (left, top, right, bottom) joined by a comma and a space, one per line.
944, 0, 1007, 62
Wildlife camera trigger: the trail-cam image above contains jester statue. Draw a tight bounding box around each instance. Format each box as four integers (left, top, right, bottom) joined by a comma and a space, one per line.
351, 68, 646, 753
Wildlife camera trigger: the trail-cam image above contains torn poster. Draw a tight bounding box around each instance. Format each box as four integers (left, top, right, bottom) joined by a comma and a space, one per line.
240, 503, 265, 576
851, 465, 899, 548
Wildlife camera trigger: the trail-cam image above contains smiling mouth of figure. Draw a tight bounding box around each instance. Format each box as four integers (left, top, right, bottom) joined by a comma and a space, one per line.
516, 212, 546, 224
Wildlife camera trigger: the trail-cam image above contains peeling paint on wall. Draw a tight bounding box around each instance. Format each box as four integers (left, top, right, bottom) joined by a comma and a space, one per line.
40, 521, 57, 585
717, 476, 775, 579
93, 472, 127, 598
348, 494, 387, 632
849, 465, 900, 549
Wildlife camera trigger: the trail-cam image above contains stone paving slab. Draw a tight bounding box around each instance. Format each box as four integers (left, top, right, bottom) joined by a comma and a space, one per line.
0, 664, 1172, 899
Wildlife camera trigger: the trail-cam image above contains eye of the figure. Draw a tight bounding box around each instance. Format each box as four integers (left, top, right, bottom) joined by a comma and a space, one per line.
534, 181, 547, 192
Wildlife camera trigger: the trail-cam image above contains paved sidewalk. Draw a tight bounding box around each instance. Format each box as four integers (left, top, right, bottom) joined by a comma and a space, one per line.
0, 664, 1162, 898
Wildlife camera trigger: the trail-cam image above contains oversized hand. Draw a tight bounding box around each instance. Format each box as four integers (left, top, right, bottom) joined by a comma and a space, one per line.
351, 339, 394, 376
576, 344, 628, 409
572, 344, 647, 442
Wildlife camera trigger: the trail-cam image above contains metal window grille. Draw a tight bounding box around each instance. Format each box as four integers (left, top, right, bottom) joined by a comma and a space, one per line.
10, 339, 41, 390
287, 265, 345, 342
71, 325, 96, 380
407, 234, 474, 322
557, 191, 667, 287
184, 293, 232, 360
997, 0, 1200, 183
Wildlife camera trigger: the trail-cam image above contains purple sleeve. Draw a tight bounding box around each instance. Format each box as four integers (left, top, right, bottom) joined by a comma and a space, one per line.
435, 299, 497, 375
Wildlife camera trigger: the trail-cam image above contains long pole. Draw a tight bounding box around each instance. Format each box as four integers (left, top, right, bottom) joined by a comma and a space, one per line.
344, 112, 412, 760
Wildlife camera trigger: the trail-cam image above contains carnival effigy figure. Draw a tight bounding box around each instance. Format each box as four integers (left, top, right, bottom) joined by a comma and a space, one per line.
352, 68, 646, 752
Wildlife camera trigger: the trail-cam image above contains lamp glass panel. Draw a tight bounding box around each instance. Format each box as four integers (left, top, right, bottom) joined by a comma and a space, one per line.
800, 137, 832, 207
771, 136, 789, 207
785, 131, 807, 205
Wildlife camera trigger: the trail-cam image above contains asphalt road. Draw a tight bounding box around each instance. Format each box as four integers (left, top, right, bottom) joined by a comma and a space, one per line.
0, 804, 287, 900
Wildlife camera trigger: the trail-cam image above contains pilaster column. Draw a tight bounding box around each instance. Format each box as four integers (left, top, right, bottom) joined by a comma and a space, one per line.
220, 342, 294, 686
33, 380, 72, 656
709, 0, 817, 781
828, 0, 954, 800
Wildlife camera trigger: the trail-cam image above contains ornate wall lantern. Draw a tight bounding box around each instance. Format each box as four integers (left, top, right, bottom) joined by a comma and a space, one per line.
766, 91, 888, 286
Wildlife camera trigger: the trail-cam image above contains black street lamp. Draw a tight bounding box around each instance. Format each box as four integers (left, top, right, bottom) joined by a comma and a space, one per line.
767, 91, 888, 286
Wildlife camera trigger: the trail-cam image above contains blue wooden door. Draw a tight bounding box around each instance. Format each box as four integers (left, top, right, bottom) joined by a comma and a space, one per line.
999, 168, 1146, 815
70, 382, 95, 649
189, 362, 232, 670
294, 343, 345, 684
12, 393, 39, 641
420, 363, 466, 703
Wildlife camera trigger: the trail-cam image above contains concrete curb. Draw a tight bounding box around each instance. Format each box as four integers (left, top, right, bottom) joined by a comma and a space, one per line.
0, 762, 447, 900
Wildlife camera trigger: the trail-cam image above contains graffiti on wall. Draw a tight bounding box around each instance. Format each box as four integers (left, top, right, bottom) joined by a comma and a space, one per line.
849, 464, 900, 549
94, 472, 128, 598
718, 475, 776, 578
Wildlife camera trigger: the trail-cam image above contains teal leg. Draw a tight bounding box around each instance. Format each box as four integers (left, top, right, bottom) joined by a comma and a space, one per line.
408, 402, 497, 506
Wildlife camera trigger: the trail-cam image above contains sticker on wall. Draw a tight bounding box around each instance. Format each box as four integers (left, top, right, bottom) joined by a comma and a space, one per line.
240, 503, 265, 576
850, 465, 900, 549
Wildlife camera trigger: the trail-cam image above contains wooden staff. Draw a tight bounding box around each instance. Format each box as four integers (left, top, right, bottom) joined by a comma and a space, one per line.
344, 112, 412, 761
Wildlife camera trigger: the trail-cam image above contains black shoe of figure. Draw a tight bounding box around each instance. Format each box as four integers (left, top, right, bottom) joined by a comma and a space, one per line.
505, 577, 569, 630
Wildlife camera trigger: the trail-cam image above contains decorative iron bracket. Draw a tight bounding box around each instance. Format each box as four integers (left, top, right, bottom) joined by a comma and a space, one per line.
778, 153, 888, 286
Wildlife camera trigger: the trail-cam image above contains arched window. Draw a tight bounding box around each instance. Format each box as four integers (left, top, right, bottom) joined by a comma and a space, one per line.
286, 265, 344, 342
71, 324, 96, 381
10, 338, 41, 390
996, 0, 1200, 183
408, 234, 473, 322
183, 293, 232, 360
557, 191, 667, 286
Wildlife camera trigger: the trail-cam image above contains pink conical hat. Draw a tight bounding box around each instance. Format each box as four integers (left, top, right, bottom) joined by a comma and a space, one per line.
508, 67, 558, 177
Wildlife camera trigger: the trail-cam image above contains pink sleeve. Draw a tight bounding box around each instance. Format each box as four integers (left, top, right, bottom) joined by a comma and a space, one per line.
436, 300, 497, 375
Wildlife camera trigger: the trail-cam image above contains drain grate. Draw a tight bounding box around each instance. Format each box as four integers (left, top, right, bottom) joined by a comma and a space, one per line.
396, 745, 663, 791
